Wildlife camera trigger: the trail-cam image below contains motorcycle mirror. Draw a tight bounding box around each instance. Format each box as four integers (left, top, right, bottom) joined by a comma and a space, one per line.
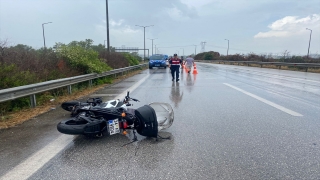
132, 98, 139, 102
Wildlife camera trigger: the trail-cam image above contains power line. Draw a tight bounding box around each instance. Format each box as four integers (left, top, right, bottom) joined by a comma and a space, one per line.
157, 45, 194, 48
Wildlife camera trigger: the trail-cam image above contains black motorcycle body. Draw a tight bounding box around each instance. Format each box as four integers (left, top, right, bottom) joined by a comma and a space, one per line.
61, 97, 127, 117
57, 92, 174, 138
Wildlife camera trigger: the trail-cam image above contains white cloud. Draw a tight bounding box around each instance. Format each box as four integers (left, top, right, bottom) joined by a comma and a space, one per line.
165, 6, 185, 21
110, 19, 124, 27
165, 5, 197, 21
254, 14, 320, 38
180, 0, 214, 9
95, 19, 142, 48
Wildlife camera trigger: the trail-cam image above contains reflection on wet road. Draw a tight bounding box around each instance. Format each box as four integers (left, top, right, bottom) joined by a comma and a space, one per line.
170, 82, 183, 108
1, 64, 320, 180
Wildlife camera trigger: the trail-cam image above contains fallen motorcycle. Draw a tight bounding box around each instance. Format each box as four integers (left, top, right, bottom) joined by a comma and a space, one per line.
61, 95, 132, 117
61, 97, 103, 117
57, 92, 174, 140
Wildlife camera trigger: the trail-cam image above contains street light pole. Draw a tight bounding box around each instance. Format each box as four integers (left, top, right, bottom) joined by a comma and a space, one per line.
224, 39, 229, 56
180, 48, 184, 57
306, 28, 312, 58
106, 0, 110, 53
42, 22, 52, 48
154, 44, 159, 54
148, 38, 157, 55
193, 45, 197, 56
136, 25, 153, 61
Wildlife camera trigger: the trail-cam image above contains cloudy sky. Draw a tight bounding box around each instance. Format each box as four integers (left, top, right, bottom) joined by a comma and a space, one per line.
0, 0, 319, 57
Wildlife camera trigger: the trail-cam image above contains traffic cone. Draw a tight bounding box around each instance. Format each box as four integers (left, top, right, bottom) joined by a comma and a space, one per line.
193, 64, 198, 74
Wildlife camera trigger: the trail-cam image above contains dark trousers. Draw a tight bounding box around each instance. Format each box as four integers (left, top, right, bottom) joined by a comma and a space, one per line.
171, 65, 180, 80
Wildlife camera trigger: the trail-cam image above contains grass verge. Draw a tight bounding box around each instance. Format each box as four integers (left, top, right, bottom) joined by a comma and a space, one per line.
0, 68, 146, 129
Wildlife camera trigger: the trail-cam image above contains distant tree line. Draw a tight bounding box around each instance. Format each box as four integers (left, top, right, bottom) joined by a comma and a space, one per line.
194, 51, 320, 63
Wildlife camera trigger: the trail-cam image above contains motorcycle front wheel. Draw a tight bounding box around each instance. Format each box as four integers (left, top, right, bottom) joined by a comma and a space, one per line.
61, 101, 80, 112
57, 118, 87, 135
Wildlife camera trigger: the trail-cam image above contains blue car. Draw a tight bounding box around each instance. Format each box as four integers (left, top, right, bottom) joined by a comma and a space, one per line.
149, 54, 168, 69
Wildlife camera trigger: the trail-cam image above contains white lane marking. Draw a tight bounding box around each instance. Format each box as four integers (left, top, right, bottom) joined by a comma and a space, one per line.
0, 73, 150, 180
0, 135, 73, 180
114, 73, 150, 100
223, 83, 303, 117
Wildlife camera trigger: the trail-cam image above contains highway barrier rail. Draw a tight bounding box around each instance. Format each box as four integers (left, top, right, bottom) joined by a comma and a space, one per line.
195, 60, 320, 72
0, 64, 147, 107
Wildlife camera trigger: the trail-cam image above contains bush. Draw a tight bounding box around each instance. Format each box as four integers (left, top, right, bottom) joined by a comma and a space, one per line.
56, 45, 112, 74
122, 53, 140, 66
204, 53, 213, 60
0, 63, 37, 89
194, 51, 220, 60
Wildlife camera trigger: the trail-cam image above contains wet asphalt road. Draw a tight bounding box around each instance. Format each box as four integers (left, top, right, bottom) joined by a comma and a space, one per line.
1, 63, 320, 180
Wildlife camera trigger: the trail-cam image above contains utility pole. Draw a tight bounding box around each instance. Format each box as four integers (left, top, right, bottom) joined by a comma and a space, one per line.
104, 40, 108, 58
193, 45, 197, 56
225, 39, 229, 56
106, 0, 110, 53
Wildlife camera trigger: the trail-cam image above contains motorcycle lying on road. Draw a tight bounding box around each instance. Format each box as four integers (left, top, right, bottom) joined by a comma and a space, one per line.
57, 92, 174, 140
61, 96, 130, 117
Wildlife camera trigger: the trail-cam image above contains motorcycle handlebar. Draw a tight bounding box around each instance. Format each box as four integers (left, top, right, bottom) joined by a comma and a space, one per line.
124, 91, 139, 103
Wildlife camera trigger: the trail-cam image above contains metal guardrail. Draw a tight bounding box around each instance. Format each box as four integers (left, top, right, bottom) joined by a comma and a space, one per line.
0, 64, 147, 107
195, 60, 320, 71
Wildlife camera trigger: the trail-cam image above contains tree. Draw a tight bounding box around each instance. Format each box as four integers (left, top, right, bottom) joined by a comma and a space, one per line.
91, 44, 105, 54
204, 53, 213, 60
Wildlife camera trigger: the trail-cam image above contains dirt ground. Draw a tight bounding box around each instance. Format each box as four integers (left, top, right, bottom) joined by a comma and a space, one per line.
0, 69, 145, 129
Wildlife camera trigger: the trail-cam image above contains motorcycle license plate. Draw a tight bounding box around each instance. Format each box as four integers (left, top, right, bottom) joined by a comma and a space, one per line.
108, 119, 120, 135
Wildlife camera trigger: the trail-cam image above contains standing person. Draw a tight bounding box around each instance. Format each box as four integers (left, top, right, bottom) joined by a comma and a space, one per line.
169, 53, 182, 82
184, 55, 195, 73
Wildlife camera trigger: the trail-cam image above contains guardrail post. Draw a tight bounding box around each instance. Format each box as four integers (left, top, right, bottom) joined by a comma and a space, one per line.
260, 64, 263, 68
67, 85, 72, 94
305, 67, 308, 72
30, 94, 36, 108
278, 66, 281, 69
89, 80, 92, 87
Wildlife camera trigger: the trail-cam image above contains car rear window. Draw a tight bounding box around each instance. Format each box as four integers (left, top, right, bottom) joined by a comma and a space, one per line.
150, 55, 165, 60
